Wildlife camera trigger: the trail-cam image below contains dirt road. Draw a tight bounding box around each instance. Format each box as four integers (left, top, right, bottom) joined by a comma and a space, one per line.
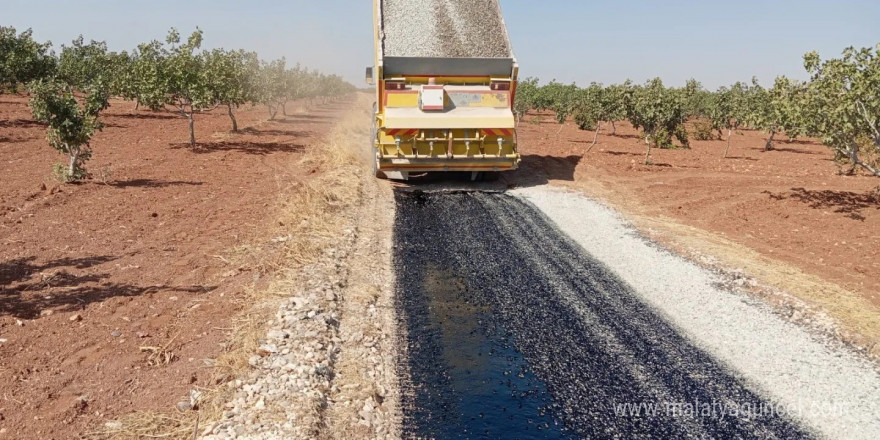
392, 187, 880, 439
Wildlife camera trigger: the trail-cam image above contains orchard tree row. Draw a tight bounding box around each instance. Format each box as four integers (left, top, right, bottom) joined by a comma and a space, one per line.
515, 44, 880, 176
1, 26, 355, 182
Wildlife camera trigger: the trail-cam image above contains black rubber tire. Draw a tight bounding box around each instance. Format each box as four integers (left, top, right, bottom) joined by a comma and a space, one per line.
372, 155, 387, 179
480, 171, 501, 182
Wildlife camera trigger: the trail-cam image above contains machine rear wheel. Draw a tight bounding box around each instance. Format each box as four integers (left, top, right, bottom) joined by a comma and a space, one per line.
372, 154, 387, 179
481, 171, 501, 182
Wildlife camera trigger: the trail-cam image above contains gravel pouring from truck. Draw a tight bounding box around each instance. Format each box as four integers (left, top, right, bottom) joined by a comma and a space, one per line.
368, 0, 520, 180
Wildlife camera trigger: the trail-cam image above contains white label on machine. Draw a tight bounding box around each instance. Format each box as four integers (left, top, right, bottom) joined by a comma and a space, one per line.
420, 85, 445, 111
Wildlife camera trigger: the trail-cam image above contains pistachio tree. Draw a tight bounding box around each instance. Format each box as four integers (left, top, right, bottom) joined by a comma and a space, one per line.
804, 45, 880, 176
256, 58, 287, 120
625, 78, 690, 164
58, 36, 113, 92
0, 26, 56, 92
129, 39, 168, 110
162, 28, 214, 147
572, 83, 604, 149
543, 81, 580, 124
769, 76, 810, 143
741, 78, 776, 150
711, 82, 748, 158
513, 77, 538, 122
601, 82, 629, 135
205, 48, 259, 131
29, 79, 109, 181
573, 82, 631, 147
745, 77, 809, 151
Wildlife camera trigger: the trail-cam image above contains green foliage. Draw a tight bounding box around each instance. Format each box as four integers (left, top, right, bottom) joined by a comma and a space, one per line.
513, 77, 538, 121
692, 119, 715, 141
713, 82, 748, 131
58, 36, 116, 92
505, 43, 880, 175
769, 76, 810, 142
804, 44, 880, 176
128, 39, 168, 109
533, 80, 579, 124
0, 26, 56, 92
204, 48, 259, 130
572, 83, 603, 130
256, 58, 288, 120
29, 79, 109, 182
3, 25, 355, 182
743, 78, 776, 148
625, 78, 690, 149
164, 28, 214, 110
683, 78, 712, 120
600, 82, 628, 128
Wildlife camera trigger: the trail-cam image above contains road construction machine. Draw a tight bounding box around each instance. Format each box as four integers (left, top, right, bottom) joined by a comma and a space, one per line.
367, 0, 520, 180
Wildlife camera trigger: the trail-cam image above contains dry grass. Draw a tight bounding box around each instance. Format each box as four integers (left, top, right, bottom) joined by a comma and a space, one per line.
91, 94, 372, 440
140, 334, 179, 367
95, 412, 197, 440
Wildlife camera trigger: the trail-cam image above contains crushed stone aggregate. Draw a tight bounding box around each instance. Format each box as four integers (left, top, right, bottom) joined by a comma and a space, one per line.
382, 0, 512, 58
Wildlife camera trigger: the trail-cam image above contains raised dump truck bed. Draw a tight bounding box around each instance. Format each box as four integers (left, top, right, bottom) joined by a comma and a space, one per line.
381, 0, 513, 59
369, 0, 520, 180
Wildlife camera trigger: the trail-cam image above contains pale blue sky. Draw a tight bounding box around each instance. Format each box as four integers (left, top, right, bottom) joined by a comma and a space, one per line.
2, 1, 878, 89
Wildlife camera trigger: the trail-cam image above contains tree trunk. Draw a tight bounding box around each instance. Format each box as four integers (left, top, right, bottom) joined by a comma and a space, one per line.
764, 130, 776, 151
268, 104, 277, 120
188, 113, 196, 148
848, 145, 859, 175
644, 134, 652, 165
610, 120, 617, 135
587, 122, 601, 152
227, 104, 238, 132
68, 149, 79, 181
723, 128, 732, 158
282, 102, 288, 117
837, 143, 880, 177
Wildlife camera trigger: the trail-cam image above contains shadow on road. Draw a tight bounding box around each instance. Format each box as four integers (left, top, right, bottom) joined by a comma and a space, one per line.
387, 154, 582, 194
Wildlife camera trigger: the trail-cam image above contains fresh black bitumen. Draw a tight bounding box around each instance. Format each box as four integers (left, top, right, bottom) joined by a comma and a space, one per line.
393, 190, 814, 439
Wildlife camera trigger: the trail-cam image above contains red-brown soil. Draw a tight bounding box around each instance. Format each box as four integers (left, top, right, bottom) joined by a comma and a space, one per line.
0, 95, 350, 439
512, 113, 880, 305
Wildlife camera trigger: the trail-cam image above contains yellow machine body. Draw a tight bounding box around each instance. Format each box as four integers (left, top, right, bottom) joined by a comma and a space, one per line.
370, 0, 520, 179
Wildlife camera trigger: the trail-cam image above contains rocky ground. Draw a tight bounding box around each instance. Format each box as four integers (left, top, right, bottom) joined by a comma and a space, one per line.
199, 98, 401, 440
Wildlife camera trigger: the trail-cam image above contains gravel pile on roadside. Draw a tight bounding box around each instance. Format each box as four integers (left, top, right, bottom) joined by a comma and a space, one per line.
201, 240, 356, 440
199, 111, 400, 440
382, 0, 512, 58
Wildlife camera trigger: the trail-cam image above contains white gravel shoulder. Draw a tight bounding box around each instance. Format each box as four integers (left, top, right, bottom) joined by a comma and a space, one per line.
511, 185, 880, 440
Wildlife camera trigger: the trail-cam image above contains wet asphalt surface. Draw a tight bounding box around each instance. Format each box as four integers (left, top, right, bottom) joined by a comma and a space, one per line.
393, 190, 814, 439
